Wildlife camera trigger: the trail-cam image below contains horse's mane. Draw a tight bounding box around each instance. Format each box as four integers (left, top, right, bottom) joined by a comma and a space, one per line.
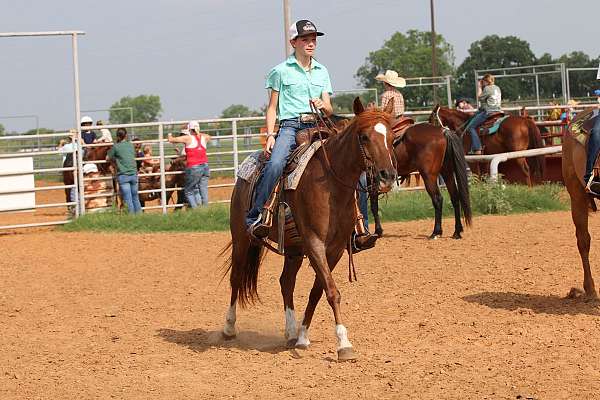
331, 107, 393, 143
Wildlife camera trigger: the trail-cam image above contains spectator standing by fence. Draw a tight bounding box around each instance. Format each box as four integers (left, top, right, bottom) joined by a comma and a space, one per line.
108, 128, 142, 214
168, 120, 211, 208
96, 121, 113, 143
376, 70, 406, 118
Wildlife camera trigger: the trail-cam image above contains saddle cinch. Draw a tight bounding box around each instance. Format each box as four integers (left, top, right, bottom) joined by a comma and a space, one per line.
237, 126, 368, 255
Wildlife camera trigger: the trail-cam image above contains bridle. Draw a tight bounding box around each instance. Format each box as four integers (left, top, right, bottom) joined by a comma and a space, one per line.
310, 102, 377, 192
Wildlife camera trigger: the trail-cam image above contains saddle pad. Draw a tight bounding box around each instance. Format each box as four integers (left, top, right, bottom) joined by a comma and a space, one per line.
285, 141, 322, 190
486, 115, 509, 135
237, 150, 262, 182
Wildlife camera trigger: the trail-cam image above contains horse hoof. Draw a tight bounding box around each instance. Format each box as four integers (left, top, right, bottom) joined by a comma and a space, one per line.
375, 229, 383, 238
566, 287, 599, 301
295, 342, 309, 350
452, 232, 462, 239
429, 234, 441, 240
286, 339, 298, 349
222, 331, 236, 340
337, 347, 358, 362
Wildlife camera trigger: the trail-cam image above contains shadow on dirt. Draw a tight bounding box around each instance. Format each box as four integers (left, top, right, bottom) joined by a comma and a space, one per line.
463, 291, 600, 316
156, 328, 291, 354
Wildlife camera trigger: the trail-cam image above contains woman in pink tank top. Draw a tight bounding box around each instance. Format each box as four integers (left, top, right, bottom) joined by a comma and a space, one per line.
168, 121, 211, 208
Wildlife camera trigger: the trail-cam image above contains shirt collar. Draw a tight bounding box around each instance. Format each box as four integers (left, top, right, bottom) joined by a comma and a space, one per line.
286, 54, 323, 70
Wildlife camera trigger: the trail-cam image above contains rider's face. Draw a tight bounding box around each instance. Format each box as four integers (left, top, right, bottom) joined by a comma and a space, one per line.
291, 34, 317, 57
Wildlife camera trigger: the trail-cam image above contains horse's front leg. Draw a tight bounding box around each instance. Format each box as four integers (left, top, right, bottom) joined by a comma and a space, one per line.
305, 240, 356, 361
279, 253, 303, 347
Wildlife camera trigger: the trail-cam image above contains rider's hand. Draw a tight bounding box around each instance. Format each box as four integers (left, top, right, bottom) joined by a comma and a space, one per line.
265, 135, 276, 156
311, 98, 324, 110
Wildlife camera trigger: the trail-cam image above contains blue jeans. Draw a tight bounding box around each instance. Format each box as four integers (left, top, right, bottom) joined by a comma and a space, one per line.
467, 110, 489, 152
584, 115, 600, 183
358, 172, 369, 229
246, 118, 315, 226
185, 163, 210, 208
118, 174, 142, 214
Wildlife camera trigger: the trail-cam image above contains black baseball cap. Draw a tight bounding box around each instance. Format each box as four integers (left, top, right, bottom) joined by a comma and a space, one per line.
289, 20, 324, 40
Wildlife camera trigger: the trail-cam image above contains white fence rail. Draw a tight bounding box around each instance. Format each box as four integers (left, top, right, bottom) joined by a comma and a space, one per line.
0, 103, 587, 231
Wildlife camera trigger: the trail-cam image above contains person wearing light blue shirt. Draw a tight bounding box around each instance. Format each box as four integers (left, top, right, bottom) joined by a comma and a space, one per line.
246, 19, 333, 238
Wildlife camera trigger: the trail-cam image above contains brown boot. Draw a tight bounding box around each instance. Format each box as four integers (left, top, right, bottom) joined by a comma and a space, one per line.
352, 231, 378, 253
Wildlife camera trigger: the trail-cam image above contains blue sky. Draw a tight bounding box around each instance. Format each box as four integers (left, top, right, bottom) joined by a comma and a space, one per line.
1, 0, 598, 132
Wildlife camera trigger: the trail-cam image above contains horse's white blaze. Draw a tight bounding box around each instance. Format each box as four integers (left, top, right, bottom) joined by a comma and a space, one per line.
223, 304, 237, 336
296, 324, 310, 347
374, 122, 388, 149
335, 324, 353, 350
284, 307, 298, 340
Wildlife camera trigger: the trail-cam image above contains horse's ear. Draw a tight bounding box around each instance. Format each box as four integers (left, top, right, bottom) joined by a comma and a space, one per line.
353, 97, 365, 115
383, 97, 395, 115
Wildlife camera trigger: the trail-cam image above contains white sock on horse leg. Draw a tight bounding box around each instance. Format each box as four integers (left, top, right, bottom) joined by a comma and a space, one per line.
223, 304, 237, 336
284, 307, 298, 340
296, 324, 310, 347
335, 324, 353, 350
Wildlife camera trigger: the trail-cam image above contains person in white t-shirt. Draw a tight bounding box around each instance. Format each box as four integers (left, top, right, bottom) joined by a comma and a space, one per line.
96, 120, 113, 143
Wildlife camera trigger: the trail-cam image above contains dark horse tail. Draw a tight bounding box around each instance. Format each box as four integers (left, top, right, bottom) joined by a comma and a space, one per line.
220, 239, 265, 308
525, 118, 546, 181
444, 130, 473, 227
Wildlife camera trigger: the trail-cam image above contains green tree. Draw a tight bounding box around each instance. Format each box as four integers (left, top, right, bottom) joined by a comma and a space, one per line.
220, 104, 260, 118
355, 29, 455, 107
0, 123, 5, 136
23, 127, 54, 135
456, 35, 536, 101
109, 94, 162, 124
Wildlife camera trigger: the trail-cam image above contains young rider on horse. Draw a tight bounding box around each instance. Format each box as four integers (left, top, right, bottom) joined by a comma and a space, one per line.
468, 74, 502, 155
584, 84, 600, 195
246, 19, 377, 251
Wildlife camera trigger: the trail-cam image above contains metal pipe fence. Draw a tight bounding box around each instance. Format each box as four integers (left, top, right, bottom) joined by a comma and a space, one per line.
1, 103, 593, 231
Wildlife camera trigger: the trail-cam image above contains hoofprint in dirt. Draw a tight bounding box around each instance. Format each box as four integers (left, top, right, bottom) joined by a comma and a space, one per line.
1, 211, 599, 399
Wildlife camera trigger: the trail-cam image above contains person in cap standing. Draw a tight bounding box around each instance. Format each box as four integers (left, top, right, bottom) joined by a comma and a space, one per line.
376, 70, 406, 118
246, 19, 333, 237
168, 120, 211, 207
108, 127, 142, 214
80, 116, 97, 145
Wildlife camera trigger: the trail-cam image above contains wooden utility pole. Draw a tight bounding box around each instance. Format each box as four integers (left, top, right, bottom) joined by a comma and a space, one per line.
283, 0, 292, 56
430, 0, 438, 102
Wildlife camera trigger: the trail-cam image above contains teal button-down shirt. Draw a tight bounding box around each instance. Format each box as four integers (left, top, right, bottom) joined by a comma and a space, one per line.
265, 54, 333, 121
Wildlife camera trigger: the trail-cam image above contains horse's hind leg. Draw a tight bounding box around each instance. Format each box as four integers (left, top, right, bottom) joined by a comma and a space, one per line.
566, 185, 597, 299
441, 168, 463, 239
422, 172, 443, 239
296, 276, 323, 349
222, 238, 250, 338
279, 253, 303, 347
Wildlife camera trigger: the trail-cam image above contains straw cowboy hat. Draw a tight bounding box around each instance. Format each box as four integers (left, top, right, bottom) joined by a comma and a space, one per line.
375, 70, 406, 88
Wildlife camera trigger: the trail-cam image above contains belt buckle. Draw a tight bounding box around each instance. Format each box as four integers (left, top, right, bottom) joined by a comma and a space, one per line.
300, 114, 315, 123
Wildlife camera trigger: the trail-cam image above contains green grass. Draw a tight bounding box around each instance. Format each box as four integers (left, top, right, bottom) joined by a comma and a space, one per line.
60, 180, 568, 233
375, 179, 568, 223
61, 204, 230, 233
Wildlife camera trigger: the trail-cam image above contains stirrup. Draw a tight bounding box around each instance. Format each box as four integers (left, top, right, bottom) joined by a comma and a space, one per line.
351, 232, 377, 254
247, 213, 269, 239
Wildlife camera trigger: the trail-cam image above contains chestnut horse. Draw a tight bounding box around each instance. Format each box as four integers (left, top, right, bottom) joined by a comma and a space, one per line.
562, 113, 599, 299
429, 105, 545, 185
222, 98, 397, 361
370, 123, 472, 239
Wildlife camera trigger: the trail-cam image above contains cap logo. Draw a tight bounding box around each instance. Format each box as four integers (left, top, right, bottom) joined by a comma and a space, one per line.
303, 23, 316, 32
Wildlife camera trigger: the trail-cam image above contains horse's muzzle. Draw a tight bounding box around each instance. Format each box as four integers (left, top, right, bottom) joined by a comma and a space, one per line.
378, 169, 396, 193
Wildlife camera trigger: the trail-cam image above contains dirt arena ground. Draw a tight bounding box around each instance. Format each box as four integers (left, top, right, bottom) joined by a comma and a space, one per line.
2, 211, 600, 399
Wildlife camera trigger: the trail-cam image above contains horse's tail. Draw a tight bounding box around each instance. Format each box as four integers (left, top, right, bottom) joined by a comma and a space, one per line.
526, 118, 546, 181
445, 129, 472, 227
220, 238, 265, 308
